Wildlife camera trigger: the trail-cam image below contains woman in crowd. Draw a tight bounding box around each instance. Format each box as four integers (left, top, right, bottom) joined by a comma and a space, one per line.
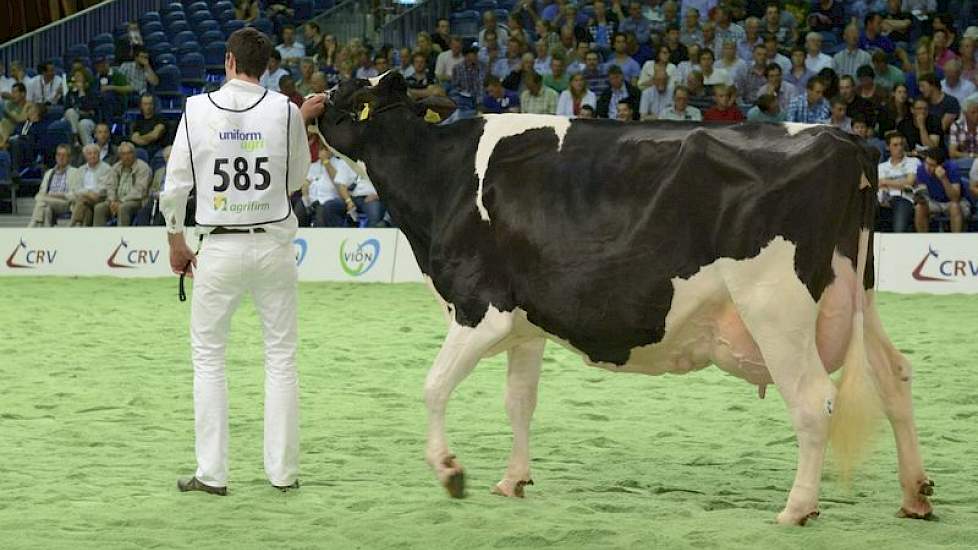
556, 73, 597, 117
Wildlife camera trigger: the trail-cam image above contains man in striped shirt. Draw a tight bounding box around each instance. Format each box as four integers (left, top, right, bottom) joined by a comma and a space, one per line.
832, 25, 871, 78
28, 144, 79, 227
786, 77, 830, 123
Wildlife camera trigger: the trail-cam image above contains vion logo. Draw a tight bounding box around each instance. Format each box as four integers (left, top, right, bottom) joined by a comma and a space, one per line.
5, 239, 56, 268
107, 238, 161, 269
218, 129, 264, 152
339, 238, 380, 276
293, 238, 308, 266
911, 245, 978, 282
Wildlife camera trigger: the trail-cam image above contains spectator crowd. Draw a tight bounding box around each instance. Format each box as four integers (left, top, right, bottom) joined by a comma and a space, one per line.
3, 0, 978, 231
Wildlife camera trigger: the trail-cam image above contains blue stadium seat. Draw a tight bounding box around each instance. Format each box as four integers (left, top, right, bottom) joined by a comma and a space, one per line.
177, 41, 202, 56
0, 150, 11, 182
173, 30, 197, 46
49, 56, 64, 71
162, 2, 184, 15
179, 52, 206, 94
451, 11, 480, 36
65, 44, 90, 61
493, 8, 508, 20
92, 43, 116, 58
188, 1, 210, 13
314, 0, 334, 10
158, 93, 185, 119
200, 30, 224, 45
167, 19, 190, 35
294, 0, 314, 20
217, 9, 235, 23
150, 149, 167, 172
222, 20, 246, 36
135, 147, 150, 165
164, 11, 186, 28
148, 41, 174, 58
214, 0, 234, 13
91, 33, 114, 47
155, 64, 182, 93
139, 11, 161, 25
143, 31, 166, 47
190, 11, 214, 28
496, 0, 515, 9
472, 0, 497, 11
40, 121, 72, 165
141, 21, 164, 35
251, 18, 274, 36
196, 20, 221, 34
155, 52, 178, 66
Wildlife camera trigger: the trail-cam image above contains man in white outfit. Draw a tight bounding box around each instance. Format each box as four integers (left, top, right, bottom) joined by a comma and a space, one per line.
161, 27, 325, 496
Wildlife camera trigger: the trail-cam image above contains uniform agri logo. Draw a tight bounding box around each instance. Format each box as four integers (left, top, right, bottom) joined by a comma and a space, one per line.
912, 245, 978, 282
5, 239, 57, 268
339, 238, 380, 276
107, 238, 161, 269
218, 129, 265, 152
293, 238, 308, 266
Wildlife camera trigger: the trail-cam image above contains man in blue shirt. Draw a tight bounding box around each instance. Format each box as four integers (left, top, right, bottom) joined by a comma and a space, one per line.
482, 76, 520, 113
619, 2, 652, 45
786, 76, 830, 123
914, 147, 973, 233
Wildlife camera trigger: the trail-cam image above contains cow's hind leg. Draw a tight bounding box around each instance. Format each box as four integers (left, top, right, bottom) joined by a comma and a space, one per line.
863, 292, 935, 520
425, 309, 514, 498
492, 338, 546, 498
720, 242, 836, 525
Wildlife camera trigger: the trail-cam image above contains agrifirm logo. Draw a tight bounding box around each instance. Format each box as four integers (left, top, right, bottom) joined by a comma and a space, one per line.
5, 238, 56, 268
213, 194, 270, 214
911, 245, 978, 282
339, 238, 380, 276
294, 238, 308, 266
218, 129, 265, 152
107, 238, 161, 269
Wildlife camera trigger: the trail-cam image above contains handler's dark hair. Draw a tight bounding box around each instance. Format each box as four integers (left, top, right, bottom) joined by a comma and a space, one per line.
226, 27, 274, 79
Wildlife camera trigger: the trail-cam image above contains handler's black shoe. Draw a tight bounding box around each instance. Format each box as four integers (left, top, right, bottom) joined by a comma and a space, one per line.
273, 480, 300, 492
177, 476, 227, 496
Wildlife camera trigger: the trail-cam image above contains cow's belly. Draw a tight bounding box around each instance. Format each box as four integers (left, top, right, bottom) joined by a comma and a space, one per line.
590, 251, 856, 386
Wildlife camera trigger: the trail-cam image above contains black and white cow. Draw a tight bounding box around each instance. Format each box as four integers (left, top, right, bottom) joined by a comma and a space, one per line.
317, 73, 935, 525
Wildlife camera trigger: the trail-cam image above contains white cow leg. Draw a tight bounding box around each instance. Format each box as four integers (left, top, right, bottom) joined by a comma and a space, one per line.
425, 310, 513, 498
492, 338, 546, 498
863, 292, 935, 519
719, 242, 835, 525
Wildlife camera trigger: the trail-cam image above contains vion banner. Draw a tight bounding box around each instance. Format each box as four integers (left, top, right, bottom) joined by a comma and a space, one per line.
877, 233, 978, 294
293, 228, 397, 282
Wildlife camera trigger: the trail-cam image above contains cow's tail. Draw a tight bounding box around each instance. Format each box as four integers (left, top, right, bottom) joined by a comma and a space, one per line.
828, 167, 884, 484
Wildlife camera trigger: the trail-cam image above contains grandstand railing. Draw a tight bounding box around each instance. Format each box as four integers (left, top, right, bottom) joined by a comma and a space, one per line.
378, 0, 451, 49
0, 0, 165, 71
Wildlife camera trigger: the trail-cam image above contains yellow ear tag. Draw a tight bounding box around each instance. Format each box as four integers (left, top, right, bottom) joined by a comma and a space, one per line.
424, 108, 441, 123
358, 104, 371, 121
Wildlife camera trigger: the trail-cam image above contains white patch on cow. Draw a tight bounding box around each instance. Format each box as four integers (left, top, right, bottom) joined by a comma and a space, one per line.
474, 114, 572, 223
783, 122, 821, 136
860, 174, 872, 190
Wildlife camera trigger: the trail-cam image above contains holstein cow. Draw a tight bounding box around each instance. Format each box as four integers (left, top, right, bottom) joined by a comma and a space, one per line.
317, 73, 934, 525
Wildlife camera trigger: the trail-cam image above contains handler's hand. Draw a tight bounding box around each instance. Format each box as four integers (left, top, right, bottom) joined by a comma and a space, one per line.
301, 94, 326, 123
168, 232, 197, 278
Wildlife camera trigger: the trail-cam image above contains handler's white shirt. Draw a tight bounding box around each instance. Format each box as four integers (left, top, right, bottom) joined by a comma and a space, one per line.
160, 78, 310, 244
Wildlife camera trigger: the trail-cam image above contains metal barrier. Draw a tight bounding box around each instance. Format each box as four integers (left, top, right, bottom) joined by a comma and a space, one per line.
378, 0, 451, 49
0, 0, 165, 71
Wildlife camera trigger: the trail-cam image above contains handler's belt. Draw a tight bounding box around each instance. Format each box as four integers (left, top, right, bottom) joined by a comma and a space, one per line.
211, 227, 266, 235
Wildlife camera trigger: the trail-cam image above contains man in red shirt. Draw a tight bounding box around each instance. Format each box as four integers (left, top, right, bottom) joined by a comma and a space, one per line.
703, 84, 746, 122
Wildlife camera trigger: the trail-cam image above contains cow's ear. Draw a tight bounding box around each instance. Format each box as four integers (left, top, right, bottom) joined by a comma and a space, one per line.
416, 95, 456, 123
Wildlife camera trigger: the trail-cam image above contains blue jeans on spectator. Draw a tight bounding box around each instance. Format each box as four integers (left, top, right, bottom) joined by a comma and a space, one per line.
314, 198, 348, 227
950, 156, 974, 176
352, 196, 386, 227
890, 197, 914, 233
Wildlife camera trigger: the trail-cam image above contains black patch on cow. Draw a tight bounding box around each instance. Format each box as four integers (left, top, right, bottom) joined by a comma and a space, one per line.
332, 110, 878, 366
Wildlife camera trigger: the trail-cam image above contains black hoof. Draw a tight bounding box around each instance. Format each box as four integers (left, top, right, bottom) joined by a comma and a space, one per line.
445, 470, 465, 498
897, 508, 938, 521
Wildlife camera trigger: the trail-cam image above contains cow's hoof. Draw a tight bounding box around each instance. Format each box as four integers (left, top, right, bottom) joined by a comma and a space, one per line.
438, 456, 465, 498
776, 509, 819, 526
491, 479, 534, 498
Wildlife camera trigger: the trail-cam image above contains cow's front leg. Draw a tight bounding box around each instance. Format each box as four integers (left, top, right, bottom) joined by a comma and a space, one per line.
425, 309, 513, 498
492, 338, 545, 498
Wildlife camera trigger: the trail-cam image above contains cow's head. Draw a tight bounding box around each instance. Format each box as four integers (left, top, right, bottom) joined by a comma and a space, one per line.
317, 72, 455, 160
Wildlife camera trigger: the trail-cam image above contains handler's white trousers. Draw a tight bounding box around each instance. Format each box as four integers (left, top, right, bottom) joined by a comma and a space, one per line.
190, 231, 299, 488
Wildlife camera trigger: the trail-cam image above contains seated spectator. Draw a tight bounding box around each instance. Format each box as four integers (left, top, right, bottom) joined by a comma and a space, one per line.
26, 62, 63, 106
295, 58, 316, 96
295, 146, 353, 228
587, 0, 619, 54
354, 52, 378, 80
543, 55, 571, 93
483, 75, 521, 113
914, 147, 971, 233
878, 131, 919, 233
581, 51, 609, 98
784, 46, 814, 91
479, 11, 509, 50
234, 0, 260, 22
919, 72, 960, 132
0, 62, 16, 99
93, 142, 151, 227
93, 56, 133, 118
503, 53, 537, 93
853, 115, 887, 157
698, 48, 731, 86
747, 93, 786, 122
878, 82, 912, 136
579, 104, 596, 118
931, 29, 956, 71
871, 48, 905, 91
480, 30, 503, 67
1, 82, 28, 141
959, 37, 978, 83
130, 94, 167, 159
616, 99, 634, 121
9, 102, 43, 172
716, 41, 745, 83
316, 34, 338, 69
807, 0, 844, 34
28, 144, 78, 227
831, 25, 871, 79
703, 84, 745, 122
533, 40, 553, 77
838, 74, 878, 129
278, 75, 303, 107
118, 46, 158, 96
63, 69, 98, 146
605, 32, 642, 85
303, 21, 323, 56
685, 71, 713, 112
436, 36, 464, 83
451, 46, 488, 110
431, 17, 451, 52
276, 25, 306, 69
736, 17, 762, 63
557, 73, 597, 117
597, 65, 640, 119
881, 0, 913, 49
941, 60, 975, 110
761, 33, 791, 75
948, 95, 978, 172
405, 54, 442, 100
736, 43, 769, 105
855, 65, 888, 110
93, 122, 117, 165
905, 41, 943, 99
659, 85, 702, 120
900, 97, 943, 153
619, 2, 652, 45
680, 7, 703, 47
828, 96, 852, 132
673, 43, 701, 89
664, 24, 689, 65
859, 13, 895, 55
763, 2, 796, 48
70, 143, 111, 227
713, 6, 745, 47
340, 164, 385, 228
639, 67, 674, 120
757, 63, 796, 113
260, 50, 288, 92
133, 145, 171, 226
494, 38, 524, 80
804, 33, 832, 74
786, 77, 830, 123
521, 72, 559, 114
